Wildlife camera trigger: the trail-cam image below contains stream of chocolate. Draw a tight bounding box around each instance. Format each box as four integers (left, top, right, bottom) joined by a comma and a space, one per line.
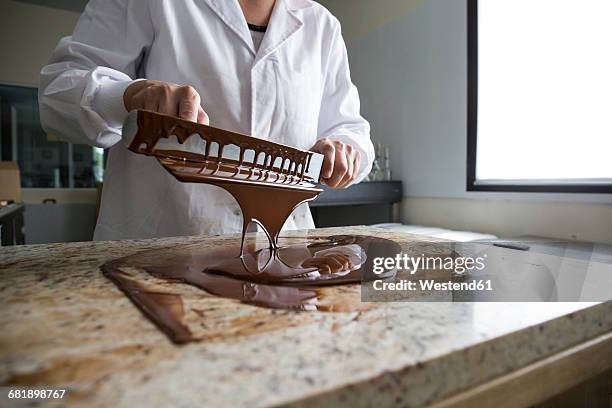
101, 111, 402, 343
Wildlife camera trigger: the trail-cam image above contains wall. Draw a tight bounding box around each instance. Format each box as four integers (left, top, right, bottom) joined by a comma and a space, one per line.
320, 0, 612, 244
0, 1, 93, 205
0, 0, 80, 86
0, 1, 96, 242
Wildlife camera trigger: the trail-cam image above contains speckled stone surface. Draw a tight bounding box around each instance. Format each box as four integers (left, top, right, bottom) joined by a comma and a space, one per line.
1, 226, 611, 407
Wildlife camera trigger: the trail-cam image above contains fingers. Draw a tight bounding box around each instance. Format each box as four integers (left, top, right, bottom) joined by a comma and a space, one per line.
338, 145, 355, 187
197, 107, 210, 125
123, 80, 209, 124
302, 254, 353, 274
177, 85, 200, 122
353, 150, 361, 174
143, 88, 159, 112
326, 144, 348, 187
330, 254, 351, 271
339, 149, 361, 187
310, 139, 335, 179
310, 139, 360, 188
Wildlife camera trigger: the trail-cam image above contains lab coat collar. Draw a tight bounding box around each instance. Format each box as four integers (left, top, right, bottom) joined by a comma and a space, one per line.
202, 0, 256, 55
284, 0, 313, 11
202, 0, 313, 64
254, 0, 312, 65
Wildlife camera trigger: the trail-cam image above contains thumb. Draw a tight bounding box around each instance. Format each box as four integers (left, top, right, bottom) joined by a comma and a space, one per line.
197, 106, 210, 125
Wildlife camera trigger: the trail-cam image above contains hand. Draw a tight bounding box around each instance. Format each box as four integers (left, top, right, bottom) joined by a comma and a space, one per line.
302, 253, 354, 274
310, 138, 361, 188
123, 80, 209, 124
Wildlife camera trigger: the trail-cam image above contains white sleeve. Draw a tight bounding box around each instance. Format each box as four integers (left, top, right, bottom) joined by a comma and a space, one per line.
38, 0, 154, 148
316, 18, 375, 184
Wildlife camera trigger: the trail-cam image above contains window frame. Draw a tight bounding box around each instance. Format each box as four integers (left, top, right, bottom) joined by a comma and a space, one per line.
466, 0, 612, 194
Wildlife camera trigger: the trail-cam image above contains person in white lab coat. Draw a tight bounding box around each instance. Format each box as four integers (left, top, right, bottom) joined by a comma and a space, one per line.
39, 0, 374, 241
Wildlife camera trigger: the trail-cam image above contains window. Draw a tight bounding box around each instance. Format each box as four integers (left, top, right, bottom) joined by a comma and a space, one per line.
0, 84, 104, 188
467, 0, 612, 193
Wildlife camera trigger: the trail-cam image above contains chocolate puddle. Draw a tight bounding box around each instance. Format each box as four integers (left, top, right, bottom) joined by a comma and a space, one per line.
101, 111, 402, 343
102, 235, 401, 343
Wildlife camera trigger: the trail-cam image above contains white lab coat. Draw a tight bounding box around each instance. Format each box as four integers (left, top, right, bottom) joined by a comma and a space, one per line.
39, 0, 374, 241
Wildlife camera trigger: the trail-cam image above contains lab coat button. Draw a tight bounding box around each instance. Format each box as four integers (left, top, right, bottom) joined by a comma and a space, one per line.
233, 209, 241, 216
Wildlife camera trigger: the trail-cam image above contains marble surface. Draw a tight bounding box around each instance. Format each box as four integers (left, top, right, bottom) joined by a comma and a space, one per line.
1, 226, 611, 407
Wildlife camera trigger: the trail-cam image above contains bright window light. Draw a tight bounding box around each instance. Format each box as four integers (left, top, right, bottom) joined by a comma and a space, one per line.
475, 0, 612, 186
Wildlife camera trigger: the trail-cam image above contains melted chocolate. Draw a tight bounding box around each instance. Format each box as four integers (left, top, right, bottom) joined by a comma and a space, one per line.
127, 110, 323, 252
102, 111, 402, 344
127, 110, 321, 190
102, 235, 401, 343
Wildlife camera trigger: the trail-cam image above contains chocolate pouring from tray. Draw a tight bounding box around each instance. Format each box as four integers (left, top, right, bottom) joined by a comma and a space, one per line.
121, 110, 325, 183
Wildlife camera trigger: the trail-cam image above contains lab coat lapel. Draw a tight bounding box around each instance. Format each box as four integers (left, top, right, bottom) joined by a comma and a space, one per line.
201, 0, 256, 56
254, 0, 305, 66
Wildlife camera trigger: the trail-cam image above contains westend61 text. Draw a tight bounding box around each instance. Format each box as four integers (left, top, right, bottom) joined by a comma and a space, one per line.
372, 279, 493, 292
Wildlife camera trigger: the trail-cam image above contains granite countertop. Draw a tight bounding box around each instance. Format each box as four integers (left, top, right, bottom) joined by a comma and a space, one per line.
1, 226, 611, 407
